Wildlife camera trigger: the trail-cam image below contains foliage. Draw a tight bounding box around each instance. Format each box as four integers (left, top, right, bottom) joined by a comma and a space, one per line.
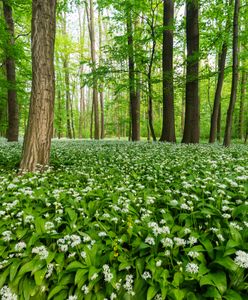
0, 140, 248, 299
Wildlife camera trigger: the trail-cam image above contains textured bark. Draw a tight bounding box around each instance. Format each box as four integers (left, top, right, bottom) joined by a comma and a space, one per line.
87, 0, 99, 139
78, 7, 86, 139
223, 0, 240, 147
98, 10, 104, 139
182, 0, 200, 144
62, 16, 72, 139
238, 70, 246, 139
20, 0, 56, 172
209, 44, 227, 143
147, 6, 156, 141
209, 0, 232, 143
161, 0, 176, 142
127, 9, 140, 141
3, 0, 19, 141
57, 88, 62, 139
217, 102, 221, 142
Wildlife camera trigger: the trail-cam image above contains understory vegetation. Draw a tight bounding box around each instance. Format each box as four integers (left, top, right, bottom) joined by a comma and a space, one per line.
0, 140, 248, 299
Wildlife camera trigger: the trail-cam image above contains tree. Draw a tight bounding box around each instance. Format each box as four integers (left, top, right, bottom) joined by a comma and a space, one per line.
223, 0, 240, 147
209, 0, 232, 143
20, 0, 56, 171
3, 0, 19, 141
86, 0, 100, 140
127, 6, 140, 141
160, 0, 176, 142
182, 0, 200, 144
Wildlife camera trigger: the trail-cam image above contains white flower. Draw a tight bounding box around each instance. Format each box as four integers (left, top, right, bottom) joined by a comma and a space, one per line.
234, 251, 248, 268
15, 241, 26, 252
81, 251, 86, 259
46, 263, 54, 278
102, 264, 113, 282
188, 251, 199, 258
70, 235, 81, 247
32, 246, 49, 260
145, 236, 155, 245
161, 237, 173, 248
90, 273, 98, 280
123, 275, 135, 295
0, 286, 18, 300
81, 285, 89, 295
25, 215, 34, 223
110, 293, 117, 300
2, 231, 12, 242
188, 237, 197, 246
44, 222, 55, 233
186, 262, 199, 274
156, 260, 162, 267
98, 231, 107, 237
142, 271, 151, 280
67, 296, 77, 300
174, 237, 186, 247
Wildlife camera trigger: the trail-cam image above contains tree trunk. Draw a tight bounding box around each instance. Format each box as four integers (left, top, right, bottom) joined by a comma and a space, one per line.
98, 9, 104, 139
3, 0, 19, 142
238, 69, 246, 140
87, 0, 99, 140
223, 0, 240, 147
147, 7, 157, 142
161, 0, 176, 142
78, 7, 86, 139
20, 0, 56, 172
217, 102, 221, 142
182, 0, 199, 143
57, 88, 62, 139
209, 0, 232, 143
127, 9, 140, 141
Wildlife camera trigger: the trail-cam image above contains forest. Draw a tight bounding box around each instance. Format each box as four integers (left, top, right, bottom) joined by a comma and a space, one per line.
0, 0, 248, 299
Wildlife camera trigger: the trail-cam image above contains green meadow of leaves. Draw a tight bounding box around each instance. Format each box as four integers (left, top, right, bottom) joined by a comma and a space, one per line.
0, 140, 248, 299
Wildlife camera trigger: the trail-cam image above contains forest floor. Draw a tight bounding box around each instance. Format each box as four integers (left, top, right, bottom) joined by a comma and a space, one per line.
0, 140, 248, 299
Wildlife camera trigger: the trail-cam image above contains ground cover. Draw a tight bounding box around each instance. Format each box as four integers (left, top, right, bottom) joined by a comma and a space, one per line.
0, 140, 248, 300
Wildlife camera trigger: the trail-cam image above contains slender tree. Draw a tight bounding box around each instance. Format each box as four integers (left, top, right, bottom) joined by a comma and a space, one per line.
86, 0, 99, 140
182, 0, 200, 144
3, 0, 19, 141
238, 69, 246, 140
127, 7, 140, 141
98, 9, 104, 139
223, 0, 240, 147
209, 0, 232, 143
20, 0, 56, 171
160, 0, 176, 142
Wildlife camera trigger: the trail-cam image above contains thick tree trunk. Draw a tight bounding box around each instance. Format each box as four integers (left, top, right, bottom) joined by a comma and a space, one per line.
217, 102, 221, 142
161, 0, 176, 142
3, 0, 19, 142
238, 69, 246, 140
223, 0, 240, 147
182, 0, 200, 144
127, 10, 140, 141
20, 0, 56, 172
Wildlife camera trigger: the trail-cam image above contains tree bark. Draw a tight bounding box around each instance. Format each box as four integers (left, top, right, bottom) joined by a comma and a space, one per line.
3, 0, 19, 142
182, 0, 200, 144
238, 69, 246, 140
160, 0, 176, 142
98, 9, 104, 139
127, 9, 140, 141
223, 0, 240, 147
209, 0, 232, 143
78, 7, 86, 139
20, 0, 56, 172
87, 0, 99, 140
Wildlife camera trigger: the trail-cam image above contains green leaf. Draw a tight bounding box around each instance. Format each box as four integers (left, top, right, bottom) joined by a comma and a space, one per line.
200, 271, 227, 294
214, 257, 238, 272
10, 260, 22, 282
66, 261, 85, 271
147, 286, 158, 300
224, 289, 243, 300
34, 268, 47, 286
48, 285, 67, 300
